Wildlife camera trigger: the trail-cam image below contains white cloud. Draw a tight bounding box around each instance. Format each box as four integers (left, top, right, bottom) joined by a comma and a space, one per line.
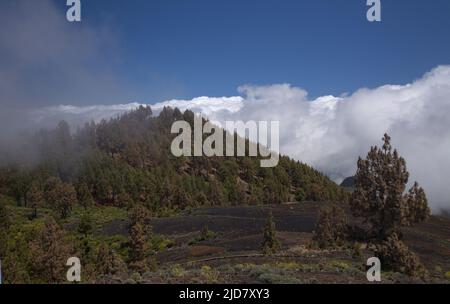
31, 97, 244, 128
152, 96, 244, 116
32, 66, 450, 211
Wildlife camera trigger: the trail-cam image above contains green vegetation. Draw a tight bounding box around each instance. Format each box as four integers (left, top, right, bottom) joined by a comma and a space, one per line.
248, 264, 302, 284
374, 233, 427, 278
189, 225, 217, 245
312, 204, 347, 249
350, 134, 430, 240
0, 106, 346, 283
312, 134, 432, 279
350, 134, 430, 277
444, 271, 450, 280
261, 211, 281, 254
169, 264, 187, 278
200, 265, 219, 283
0, 106, 346, 215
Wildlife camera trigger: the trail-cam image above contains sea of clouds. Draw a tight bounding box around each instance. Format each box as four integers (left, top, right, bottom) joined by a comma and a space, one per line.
31, 66, 450, 212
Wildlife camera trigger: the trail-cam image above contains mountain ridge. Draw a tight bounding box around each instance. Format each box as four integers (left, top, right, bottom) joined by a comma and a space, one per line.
0, 106, 347, 216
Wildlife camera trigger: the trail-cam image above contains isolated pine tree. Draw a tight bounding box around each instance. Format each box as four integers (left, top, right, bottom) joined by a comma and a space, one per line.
128, 223, 148, 272
350, 134, 430, 240
350, 134, 430, 277
261, 211, 280, 255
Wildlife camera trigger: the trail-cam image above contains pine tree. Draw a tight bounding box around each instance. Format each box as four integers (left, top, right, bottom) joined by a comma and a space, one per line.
128, 223, 148, 272
29, 217, 71, 283
77, 213, 93, 237
128, 204, 152, 235
77, 182, 94, 210
350, 134, 430, 277
96, 243, 127, 276
313, 204, 347, 248
28, 182, 44, 219
350, 134, 430, 240
261, 211, 281, 255
45, 177, 78, 219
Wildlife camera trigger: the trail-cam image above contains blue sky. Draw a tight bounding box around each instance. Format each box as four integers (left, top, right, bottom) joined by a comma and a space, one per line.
2, 0, 450, 106
67, 0, 450, 101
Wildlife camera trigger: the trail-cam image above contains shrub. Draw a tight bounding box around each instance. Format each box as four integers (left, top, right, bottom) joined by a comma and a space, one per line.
295, 188, 306, 202
188, 225, 216, 245
170, 264, 186, 278
249, 264, 301, 284
258, 272, 301, 284
200, 265, 219, 283
444, 271, 450, 280
374, 233, 427, 278
200, 225, 215, 241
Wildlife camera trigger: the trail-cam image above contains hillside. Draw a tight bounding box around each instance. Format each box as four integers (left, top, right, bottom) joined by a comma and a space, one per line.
0, 106, 349, 284
0, 106, 346, 214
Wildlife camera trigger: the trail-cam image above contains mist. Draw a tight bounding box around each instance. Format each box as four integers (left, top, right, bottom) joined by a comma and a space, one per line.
0, 0, 140, 142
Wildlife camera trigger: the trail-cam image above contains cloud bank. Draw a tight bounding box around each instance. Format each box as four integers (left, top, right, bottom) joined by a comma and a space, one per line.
32, 66, 450, 212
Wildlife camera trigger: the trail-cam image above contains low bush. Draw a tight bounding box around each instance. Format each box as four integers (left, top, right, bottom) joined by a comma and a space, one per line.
374, 233, 427, 278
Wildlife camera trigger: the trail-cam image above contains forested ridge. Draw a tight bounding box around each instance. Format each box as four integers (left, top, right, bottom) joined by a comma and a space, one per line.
0, 106, 347, 283
0, 106, 346, 215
